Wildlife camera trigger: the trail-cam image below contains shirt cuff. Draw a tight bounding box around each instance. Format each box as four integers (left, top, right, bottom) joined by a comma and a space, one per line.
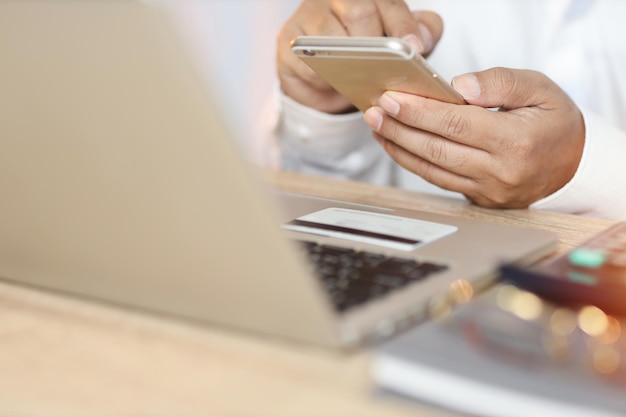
531, 108, 626, 220
278, 91, 369, 155
277, 91, 393, 183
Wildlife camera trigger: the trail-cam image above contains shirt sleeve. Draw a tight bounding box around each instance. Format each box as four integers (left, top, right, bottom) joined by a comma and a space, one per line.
256, 88, 396, 185
530, 107, 626, 221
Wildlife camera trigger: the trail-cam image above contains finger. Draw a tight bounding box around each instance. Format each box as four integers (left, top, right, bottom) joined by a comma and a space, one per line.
451, 68, 559, 110
377, 131, 526, 208
276, 5, 349, 93
277, 44, 333, 92
328, 0, 437, 55
365, 106, 491, 178
373, 131, 479, 195
276, 15, 353, 112
297, 0, 350, 36
329, 0, 385, 36
374, 0, 416, 35
373, 91, 503, 152
329, 0, 424, 38
277, 43, 353, 113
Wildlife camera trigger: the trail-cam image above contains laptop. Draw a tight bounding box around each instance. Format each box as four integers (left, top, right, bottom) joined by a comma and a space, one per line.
0, 1, 558, 349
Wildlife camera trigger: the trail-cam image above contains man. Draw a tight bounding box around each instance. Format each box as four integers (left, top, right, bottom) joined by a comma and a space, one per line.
257, 0, 626, 220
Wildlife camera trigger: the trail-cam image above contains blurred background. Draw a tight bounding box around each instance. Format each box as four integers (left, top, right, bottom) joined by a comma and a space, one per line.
167, 0, 300, 149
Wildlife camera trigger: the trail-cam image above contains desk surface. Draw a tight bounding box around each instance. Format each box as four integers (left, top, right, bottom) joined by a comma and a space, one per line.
0, 171, 615, 416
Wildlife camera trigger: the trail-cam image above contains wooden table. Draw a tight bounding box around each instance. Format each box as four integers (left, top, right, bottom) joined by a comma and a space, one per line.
0, 171, 615, 416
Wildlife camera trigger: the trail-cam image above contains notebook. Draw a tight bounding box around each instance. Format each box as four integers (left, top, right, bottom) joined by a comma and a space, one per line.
371, 286, 626, 417
0, 1, 558, 349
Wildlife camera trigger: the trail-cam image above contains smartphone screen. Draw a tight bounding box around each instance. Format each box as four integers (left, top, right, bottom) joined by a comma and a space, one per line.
291, 36, 465, 112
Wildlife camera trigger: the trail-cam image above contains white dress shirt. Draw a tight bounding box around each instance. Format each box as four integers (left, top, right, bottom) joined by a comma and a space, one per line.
260, 0, 626, 220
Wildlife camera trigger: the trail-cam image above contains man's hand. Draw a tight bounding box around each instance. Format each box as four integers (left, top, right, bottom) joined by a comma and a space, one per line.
277, 0, 443, 114
364, 68, 585, 208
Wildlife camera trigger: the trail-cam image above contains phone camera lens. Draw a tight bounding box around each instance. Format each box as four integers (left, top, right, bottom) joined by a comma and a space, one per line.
303, 49, 316, 56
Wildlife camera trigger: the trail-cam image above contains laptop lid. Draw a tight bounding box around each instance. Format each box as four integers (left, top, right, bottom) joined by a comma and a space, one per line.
0, 0, 341, 347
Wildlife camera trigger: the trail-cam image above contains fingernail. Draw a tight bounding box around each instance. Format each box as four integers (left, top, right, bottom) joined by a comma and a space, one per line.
364, 107, 383, 131
452, 74, 481, 100
379, 93, 400, 116
401, 34, 424, 54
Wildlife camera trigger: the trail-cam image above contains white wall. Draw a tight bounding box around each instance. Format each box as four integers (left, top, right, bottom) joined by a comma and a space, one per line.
168, 0, 300, 147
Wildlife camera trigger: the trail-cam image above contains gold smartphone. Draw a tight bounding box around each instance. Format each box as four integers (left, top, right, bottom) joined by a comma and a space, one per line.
291, 36, 465, 112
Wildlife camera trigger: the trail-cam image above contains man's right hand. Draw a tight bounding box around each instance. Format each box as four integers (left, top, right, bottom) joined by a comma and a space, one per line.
277, 0, 444, 114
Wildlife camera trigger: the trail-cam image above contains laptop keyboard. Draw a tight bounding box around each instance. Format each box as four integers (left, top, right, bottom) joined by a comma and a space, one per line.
297, 241, 448, 313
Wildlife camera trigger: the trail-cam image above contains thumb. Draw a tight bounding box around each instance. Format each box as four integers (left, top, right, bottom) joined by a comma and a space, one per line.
451, 67, 552, 110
